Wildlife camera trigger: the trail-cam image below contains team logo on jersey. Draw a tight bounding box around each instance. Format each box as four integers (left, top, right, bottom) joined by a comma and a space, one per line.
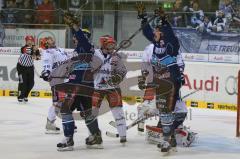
97, 77, 108, 88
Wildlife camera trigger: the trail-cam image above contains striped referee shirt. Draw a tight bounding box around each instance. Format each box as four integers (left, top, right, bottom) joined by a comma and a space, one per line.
18, 45, 34, 67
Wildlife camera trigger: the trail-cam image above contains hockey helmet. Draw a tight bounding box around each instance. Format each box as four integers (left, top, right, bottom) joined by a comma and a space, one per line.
82, 28, 91, 39
39, 37, 48, 49
25, 35, 35, 42
99, 35, 116, 50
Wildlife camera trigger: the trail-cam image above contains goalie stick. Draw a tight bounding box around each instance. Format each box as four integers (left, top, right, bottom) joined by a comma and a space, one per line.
106, 89, 200, 138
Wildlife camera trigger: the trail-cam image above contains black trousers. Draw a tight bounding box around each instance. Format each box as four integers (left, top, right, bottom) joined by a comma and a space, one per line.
17, 63, 34, 99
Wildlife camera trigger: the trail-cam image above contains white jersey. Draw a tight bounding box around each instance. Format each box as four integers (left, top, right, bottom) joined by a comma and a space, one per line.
42, 48, 70, 73
93, 49, 115, 90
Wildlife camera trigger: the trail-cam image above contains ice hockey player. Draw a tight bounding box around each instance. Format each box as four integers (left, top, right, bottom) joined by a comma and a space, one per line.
41, 36, 72, 134
54, 12, 101, 151
136, 5, 182, 153
90, 35, 127, 144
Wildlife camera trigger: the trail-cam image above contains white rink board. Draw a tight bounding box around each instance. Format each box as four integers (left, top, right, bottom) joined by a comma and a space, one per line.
0, 54, 239, 104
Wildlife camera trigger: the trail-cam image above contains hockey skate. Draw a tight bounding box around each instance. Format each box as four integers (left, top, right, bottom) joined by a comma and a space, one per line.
18, 98, 23, 103
137, 122, 145, 135
57, 137, 74, 151
24, 98, 28, 102
85, 131, 103, 149
170, 136, 177, 152
45, 118, 60, 134
157, 141, 171, 155
120, 136, 127, 146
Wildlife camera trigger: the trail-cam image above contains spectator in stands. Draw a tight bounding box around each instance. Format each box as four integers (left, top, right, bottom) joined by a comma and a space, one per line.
189, 1, 204, 27
171, 0, 185, 27
19, 0, 35, 24
2, 0, 19, 24
16, 0, 23, 7
0, 13, 5, 47
212, 10, 227, 32
34, 0, 43, 6
196, 16, 213, 33
36, 0, 55, 24
219, 0, 234, 17
183, 0, 200, 27
0, 0, 3, 9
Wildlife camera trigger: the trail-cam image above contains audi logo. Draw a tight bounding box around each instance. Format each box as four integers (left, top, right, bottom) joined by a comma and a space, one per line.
225, 76, 238, 95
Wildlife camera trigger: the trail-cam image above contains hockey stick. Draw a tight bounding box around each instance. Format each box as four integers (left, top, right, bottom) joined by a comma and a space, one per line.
233, 16, 240, 23
181, 89, 200, 99
115, 15, 156, 52
106, 89, 200, 137
106, 116, 149, 138
76, 0, 89, 16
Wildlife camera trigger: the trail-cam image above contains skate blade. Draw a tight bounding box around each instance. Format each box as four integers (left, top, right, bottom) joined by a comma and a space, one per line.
159, 149, 170, 156
86, 144, 104, 149
120, 142, 127, 147
158, 147, 177, 156
45, 130, 61, 134
138, 131, 145, 136
57, 146, 74, 151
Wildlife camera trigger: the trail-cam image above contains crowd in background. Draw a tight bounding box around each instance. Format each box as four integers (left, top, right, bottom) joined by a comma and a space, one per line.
171, 0, 240, 32
0, 0, 56, 24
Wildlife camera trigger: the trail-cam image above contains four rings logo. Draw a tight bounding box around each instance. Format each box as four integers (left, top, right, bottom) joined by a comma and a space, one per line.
225, 76, 238, 95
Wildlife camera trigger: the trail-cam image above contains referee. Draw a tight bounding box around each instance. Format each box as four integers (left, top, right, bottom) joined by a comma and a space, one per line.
17, 35, 40, 102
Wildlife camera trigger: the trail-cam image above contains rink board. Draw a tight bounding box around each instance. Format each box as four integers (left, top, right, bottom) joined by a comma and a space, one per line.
0, 54, 239, 111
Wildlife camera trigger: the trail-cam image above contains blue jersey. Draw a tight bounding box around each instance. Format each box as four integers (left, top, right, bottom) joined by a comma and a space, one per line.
143, 21, 180, 56
68, 28, 94, 85
72, 28, 94, 71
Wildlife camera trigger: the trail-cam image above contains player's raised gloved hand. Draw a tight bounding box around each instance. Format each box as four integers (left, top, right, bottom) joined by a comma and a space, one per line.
63, 11, 78, 27
41, 70, 51, 82
108, 74, 123, 87
136, 2, 147, 20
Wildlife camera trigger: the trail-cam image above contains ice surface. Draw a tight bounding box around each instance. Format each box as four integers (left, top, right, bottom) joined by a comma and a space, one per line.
0, 97, 239, 159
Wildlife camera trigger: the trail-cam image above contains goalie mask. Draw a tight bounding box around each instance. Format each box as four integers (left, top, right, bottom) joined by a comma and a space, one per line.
99, 35, 116, 52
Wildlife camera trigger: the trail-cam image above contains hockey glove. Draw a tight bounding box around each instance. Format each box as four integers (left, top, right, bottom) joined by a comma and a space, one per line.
138, 75, 146, 90
41, 70, 51, 82
136, 2, 147, 20
63, 11, 78, 27
108, 74, 123, 87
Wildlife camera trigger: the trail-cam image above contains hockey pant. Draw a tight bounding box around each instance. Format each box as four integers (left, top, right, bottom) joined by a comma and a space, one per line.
92, 88, 126, 137
54, 83, 100, 138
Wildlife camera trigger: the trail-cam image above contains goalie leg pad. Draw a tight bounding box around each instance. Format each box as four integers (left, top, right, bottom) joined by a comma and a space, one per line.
160, 113, 174, 140
173, 113, 187, 130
